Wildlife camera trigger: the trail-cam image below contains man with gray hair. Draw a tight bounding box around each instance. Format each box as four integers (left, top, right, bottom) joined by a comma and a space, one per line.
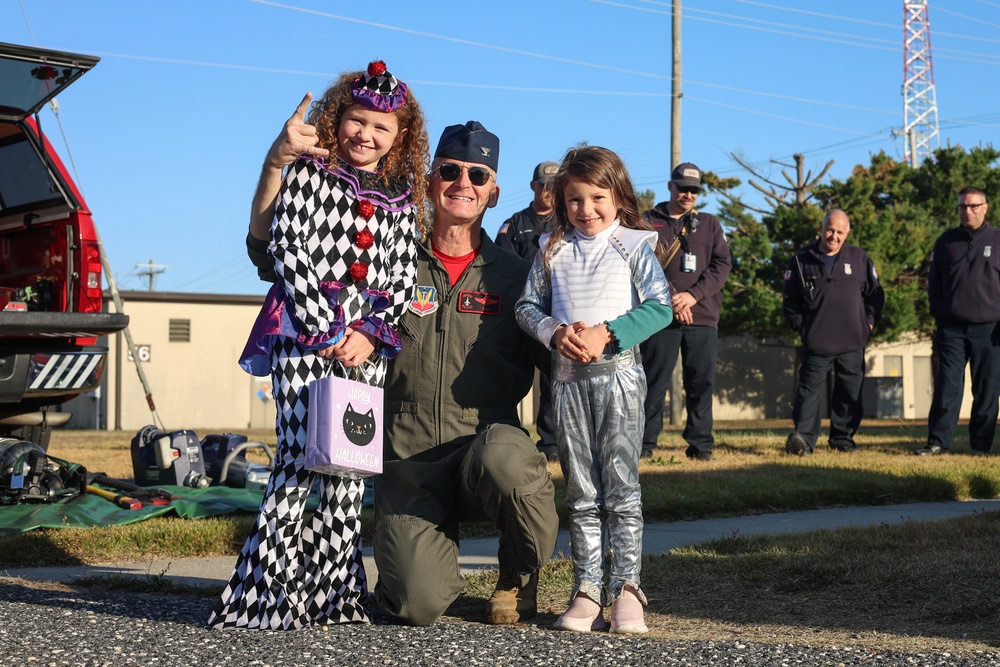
783, 209, 884, 456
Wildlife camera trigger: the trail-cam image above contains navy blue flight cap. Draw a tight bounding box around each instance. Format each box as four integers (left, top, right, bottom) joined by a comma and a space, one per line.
434, 121, 500, 173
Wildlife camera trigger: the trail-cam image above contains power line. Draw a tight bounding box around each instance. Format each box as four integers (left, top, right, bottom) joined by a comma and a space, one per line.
85, 50, 903, 118
684, 80, 896, 115
592, 0, 897, 51
685, 96, 886, 137
250, 0, 672, 81
934, 6, 1000, 30
721, 0, 896, 29
722, 0, 1000, 45
599, 0, 1000, 58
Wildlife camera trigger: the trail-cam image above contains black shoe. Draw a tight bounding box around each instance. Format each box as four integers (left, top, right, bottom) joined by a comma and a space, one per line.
830, 442, 857, 453
971, 450, 990, 457
685, 447, 713, 461
640, 448, 654, 460
538, 444, 559, 463
785, 433, 810, 456
914, 444, 948, 456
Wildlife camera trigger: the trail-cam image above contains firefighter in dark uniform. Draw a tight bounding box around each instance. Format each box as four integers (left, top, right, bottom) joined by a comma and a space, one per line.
245, 115, 558, 627
495, 161, 557, 261
495, 161, 559, 461
916, 186, 1000, 456
640, 162, 731, 461
783, 209, 884, 455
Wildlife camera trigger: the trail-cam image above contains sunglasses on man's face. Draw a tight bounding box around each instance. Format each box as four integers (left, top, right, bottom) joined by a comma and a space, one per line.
675, 186, 700, 195
434, 163, 494, 187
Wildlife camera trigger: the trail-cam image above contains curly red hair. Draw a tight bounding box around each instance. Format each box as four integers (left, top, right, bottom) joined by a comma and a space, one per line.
308, 70, 430, 238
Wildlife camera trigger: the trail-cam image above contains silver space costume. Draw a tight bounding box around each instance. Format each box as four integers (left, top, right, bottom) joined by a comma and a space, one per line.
516, 222, 672, 604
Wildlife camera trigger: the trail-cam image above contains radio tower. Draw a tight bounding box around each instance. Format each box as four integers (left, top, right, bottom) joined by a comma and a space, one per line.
902, 1, 940, 167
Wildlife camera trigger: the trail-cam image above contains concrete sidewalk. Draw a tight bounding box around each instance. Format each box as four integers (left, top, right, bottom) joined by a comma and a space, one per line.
3, 499, 998, 589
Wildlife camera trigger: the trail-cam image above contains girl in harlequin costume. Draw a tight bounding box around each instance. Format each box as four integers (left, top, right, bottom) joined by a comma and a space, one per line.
515, 146, 673, 635
208, 61, 429, 630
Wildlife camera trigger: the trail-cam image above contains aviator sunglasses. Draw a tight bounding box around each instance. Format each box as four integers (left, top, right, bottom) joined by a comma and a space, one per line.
434, 162, 494, 186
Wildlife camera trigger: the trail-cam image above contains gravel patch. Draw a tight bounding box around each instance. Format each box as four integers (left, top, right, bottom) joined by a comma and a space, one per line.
0, 582, 996, 666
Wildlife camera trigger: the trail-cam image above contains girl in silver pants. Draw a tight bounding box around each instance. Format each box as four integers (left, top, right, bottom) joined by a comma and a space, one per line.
552, 348, 647, 607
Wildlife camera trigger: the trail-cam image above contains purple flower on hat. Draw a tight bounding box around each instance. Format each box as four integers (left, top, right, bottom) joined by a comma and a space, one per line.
352, 60, 409, 113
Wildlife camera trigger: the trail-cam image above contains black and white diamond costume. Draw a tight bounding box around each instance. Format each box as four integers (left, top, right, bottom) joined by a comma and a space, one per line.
208, 157, 416, 630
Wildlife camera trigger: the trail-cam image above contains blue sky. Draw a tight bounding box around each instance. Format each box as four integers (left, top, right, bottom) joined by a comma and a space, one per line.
5, 0, 1000, 296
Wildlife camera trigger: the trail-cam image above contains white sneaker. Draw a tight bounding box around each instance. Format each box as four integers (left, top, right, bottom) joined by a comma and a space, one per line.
553, 594, 606, 633
609, 588, 648, 634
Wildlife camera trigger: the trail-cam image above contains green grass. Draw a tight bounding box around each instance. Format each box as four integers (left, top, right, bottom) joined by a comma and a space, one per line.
3, 420, 998, 654
454, 511, 1000, 654
3, 420, 998, 567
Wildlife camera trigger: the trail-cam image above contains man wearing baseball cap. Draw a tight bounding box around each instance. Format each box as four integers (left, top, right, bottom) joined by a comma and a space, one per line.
246, 119, 557, 628
495, 161, 559, 462
496, 161, 558, 263
640, 162, 732, 461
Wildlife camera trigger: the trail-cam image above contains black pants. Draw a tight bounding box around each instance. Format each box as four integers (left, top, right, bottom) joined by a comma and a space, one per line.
639, 323, 718, 454
535, 372, 556, 448
927, 321, 1000, 452
792, 348, 865, 451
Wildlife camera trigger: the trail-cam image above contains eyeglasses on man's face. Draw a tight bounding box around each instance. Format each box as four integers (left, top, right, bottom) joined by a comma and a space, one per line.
957, 202, 986, 211
433, 163, 494, 187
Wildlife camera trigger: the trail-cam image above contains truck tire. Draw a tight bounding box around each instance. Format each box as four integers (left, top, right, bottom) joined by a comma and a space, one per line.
0, 423, 51, 451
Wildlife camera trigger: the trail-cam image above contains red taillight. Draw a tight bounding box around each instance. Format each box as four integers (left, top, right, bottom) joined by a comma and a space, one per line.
81, 240, 103, 314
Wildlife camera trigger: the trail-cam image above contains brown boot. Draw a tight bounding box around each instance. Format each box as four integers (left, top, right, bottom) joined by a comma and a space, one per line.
486, 572, 538, 625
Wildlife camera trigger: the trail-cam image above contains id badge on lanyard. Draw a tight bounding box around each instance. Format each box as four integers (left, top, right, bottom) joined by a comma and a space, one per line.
682, 253, 697, 273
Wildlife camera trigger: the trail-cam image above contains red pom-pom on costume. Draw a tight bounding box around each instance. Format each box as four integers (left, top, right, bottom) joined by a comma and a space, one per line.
354, 229, 375, 250
367, 61, 387, 76
357, 199, 376, 220
349, 261, 369, 282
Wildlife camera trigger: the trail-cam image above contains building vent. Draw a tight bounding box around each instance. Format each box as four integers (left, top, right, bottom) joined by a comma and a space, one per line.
169, 319, 191, 342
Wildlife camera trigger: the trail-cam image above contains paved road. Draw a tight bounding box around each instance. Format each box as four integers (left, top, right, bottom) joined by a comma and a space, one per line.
2, 501, 999, 666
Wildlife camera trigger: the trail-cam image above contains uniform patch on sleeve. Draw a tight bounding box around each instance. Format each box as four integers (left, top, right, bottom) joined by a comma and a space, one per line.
407, 286, 439, 317
497, 222, 509, 235
457, 290, 501, 316
783, 270, 791, 280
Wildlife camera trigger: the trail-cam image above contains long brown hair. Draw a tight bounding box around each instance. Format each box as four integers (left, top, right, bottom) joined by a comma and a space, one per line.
308, 70, 431, 238
543, 145, 667, 271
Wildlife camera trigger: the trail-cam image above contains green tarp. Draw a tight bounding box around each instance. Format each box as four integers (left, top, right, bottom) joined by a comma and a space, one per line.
0, 484, 374, 535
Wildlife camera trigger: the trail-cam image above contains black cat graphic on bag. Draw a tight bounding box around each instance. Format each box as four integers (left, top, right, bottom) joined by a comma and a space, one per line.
342, 403, 376, 446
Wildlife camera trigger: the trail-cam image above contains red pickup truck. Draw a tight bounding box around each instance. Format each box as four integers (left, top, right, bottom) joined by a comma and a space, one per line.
0, 42, 128, 449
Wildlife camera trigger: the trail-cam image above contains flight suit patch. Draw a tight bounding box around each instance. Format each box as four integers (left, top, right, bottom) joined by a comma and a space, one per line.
408, 285, 439, 317
457, 290, 501, 316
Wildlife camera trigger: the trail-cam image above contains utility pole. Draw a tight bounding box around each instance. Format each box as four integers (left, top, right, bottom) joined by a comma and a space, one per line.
667, 0, 685, 426
135, 258, 168, 292
902, 1, 940, 167
671, 0, 682, 168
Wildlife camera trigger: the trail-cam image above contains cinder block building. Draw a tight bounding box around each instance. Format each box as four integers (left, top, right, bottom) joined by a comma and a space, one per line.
62, 291, 970, 432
